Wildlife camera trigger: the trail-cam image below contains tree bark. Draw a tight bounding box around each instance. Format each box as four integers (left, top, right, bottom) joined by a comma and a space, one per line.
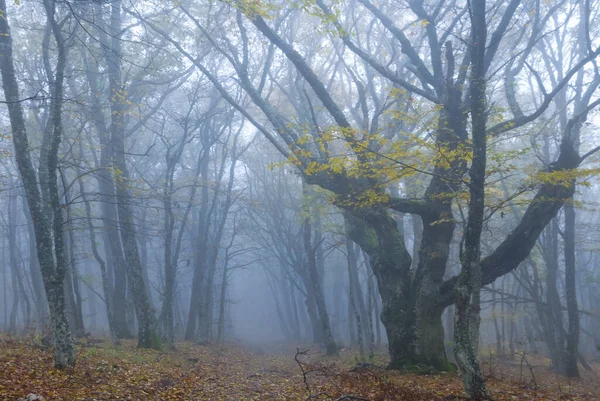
8, 191, 20, 333
105, 1, 158, 349
0, 0, 76, 367
303, 215, 338, 356
564, 200, 580, 377
453, 2, 491, 397
345, 211, 414, 368
77, 166, 118, 344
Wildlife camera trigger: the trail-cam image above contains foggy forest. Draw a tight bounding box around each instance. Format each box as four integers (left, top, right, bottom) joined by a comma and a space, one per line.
0, 0, 600, 400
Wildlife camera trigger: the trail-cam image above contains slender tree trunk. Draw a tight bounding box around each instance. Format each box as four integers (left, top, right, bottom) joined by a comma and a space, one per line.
2, 236, 7, 330
78, 170, 118, 344
162, 177, 176, 347
87, 274, 97, 332
545, 220, 566, 371
453, 2, 491, 397
364, 254, 381, 348
288, 278, 302, 342
564, 200, 580, 377
81, 38, 130, 339
217, 264, 229, 344
63, 266, 84, 337
105, 1, 158, 349
62, 172, 85, 337
346, 239, 372, 358
302, 270, 323, 344
491, 284, 502, 357
303, 216, 338, 356
22, 196, 47, 328
8, 191, 20, 333
186, 152, 210, 341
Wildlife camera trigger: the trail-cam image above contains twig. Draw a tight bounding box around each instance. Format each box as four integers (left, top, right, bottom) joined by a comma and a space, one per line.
516, 350, 538, 389
294, 348, 371, 401
295, 348, 312, 395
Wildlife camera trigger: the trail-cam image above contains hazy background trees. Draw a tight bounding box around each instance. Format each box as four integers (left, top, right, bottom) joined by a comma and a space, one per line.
0, 0, 599, 398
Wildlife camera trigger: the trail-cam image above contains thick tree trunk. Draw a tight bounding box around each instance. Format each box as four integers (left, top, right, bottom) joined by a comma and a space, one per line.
345, 211, 414, 368
414, 208, 454, 370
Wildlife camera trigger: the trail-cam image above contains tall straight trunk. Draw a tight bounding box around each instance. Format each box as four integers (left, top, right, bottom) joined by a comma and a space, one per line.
2, 236, 7, 329
500, 279, 506, 356
21, 195, 47, 327
216, 264, 229, 344
278, 266, 299, 340
198, 253, 218, 343
87, 274, 97, 332
289, 278, 302, 341
197, 135, 241, 343
78, 170, 118, 343
63, 266, 83, 337
302, 270, 323, 344
453, 2, 491, 398
545, 220, 566, 371
348, 291, 356, 346
8, 252, 19, 333
364, 254, 381, 348
81, 40, 130, 339
562, 6, 588, 372
138, 205, 153, 309
62, 172, 85, 337
106, 1, 158, 349
303, 216, 338, 356
162, 171, 176, 346
8, 190, 20, 333
186, 152, 210, 341
564, 200, 580, 377
346, 239, 373, 357
267, 273, 292, 340
332, 263, 344, 340
491, 284, 502, 357
162, 196, 176, 346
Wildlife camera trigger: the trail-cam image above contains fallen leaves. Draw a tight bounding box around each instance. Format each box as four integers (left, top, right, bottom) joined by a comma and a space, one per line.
0, 335, 599, 400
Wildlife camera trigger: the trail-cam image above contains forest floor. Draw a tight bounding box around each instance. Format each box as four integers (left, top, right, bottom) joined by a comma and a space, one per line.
0, 335, 599, 400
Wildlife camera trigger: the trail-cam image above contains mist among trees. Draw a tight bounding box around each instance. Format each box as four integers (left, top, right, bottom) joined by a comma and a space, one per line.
0, 0, 600, 400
